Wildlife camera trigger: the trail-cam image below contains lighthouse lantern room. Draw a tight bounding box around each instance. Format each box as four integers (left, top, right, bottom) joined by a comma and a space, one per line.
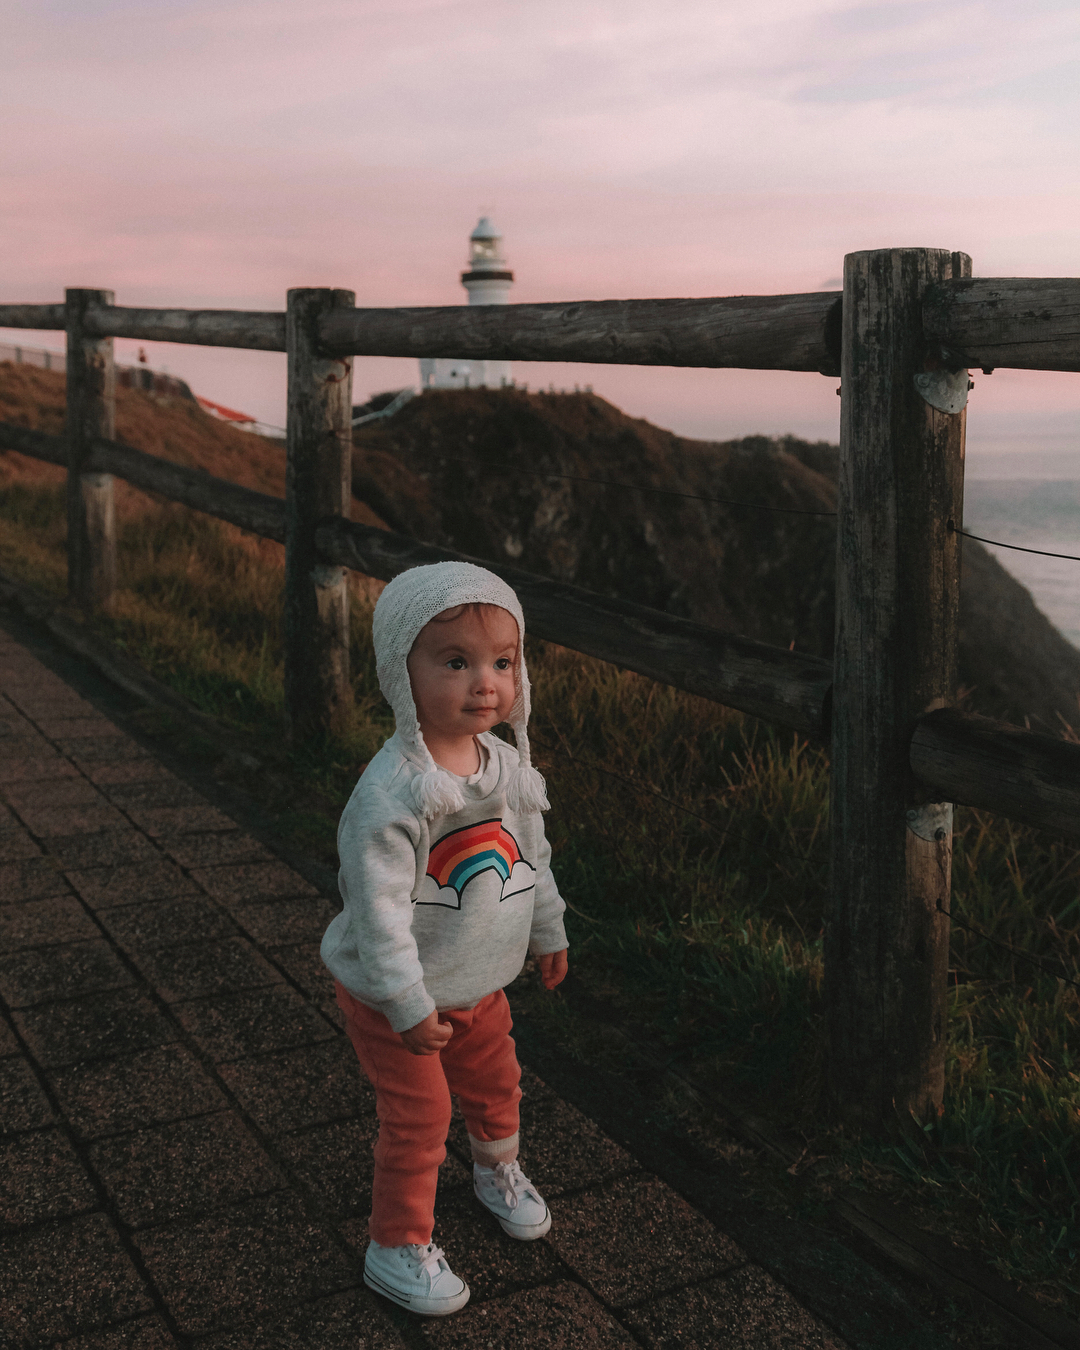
419, 217, 514, 390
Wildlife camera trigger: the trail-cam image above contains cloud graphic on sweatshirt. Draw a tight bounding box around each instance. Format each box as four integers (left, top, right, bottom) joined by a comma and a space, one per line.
420, 818, 535, 910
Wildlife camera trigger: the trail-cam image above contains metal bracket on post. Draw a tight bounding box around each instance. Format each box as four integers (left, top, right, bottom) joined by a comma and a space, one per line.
914, 368, 970, 415
905, 801, 953, 843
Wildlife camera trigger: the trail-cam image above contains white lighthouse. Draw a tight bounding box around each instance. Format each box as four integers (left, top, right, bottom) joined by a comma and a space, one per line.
419, 217, 514, 390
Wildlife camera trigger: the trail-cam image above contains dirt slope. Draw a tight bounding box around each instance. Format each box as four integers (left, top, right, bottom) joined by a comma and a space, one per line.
353, 387, 1080, 730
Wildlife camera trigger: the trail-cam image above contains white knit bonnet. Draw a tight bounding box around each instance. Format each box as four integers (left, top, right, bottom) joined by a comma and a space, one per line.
372, 561, 549, 819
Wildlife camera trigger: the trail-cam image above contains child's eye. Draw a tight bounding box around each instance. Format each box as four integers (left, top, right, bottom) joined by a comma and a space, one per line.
446, 657, 467, 670
495, 658, 512, 670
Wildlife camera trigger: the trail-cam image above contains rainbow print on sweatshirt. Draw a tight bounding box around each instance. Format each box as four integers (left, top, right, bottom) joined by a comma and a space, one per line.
422, 818, 535, 909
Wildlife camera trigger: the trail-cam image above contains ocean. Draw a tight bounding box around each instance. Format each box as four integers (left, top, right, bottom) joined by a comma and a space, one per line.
964, 449, 1080, 649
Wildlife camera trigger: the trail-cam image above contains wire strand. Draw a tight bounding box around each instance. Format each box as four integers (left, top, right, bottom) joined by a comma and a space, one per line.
381, 451, 839, 518
954, 526, 1080, 564
938, 900, 1080, 992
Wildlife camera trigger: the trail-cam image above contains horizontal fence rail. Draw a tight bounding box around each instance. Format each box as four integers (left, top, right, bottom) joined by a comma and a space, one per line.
5, 282, 1080, 371
924, 277, 1080, 373
0, 424, 287, 544
911, 707, 1080, 837
6, 417, 1080, 844
319, 294, 844, 373
0, 304, 67, 331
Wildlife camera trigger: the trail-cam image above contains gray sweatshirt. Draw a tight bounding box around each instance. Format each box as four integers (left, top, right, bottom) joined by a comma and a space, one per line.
321, 730, 568, 1033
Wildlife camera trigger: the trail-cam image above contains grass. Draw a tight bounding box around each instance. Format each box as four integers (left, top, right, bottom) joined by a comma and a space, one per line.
2, 473, 1079, 1321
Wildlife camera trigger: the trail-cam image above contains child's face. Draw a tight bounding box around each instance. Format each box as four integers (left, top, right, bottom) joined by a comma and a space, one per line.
407, 604, 519, 745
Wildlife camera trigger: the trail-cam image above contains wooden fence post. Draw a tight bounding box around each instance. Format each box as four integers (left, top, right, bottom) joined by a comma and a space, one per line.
65, 288, 116, 611
284, 288, 355, 739
827, 247, 971, 1127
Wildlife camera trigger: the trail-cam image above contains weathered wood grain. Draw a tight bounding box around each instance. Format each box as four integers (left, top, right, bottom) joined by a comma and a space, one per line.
828, 248, 971, 1128
80, 305, 287, 351
924, 276, 1080, 372
0, 423, 288, 542
284, 289, 355, 738
320, 293, 843, 373
912, 708, 1080, 841
0, 304, 66, 330
313, 516, 835, 736
66, 290, 117, 613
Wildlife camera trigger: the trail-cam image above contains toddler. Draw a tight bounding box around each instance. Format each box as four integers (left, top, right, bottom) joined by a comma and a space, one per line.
321, 561, 569, 1316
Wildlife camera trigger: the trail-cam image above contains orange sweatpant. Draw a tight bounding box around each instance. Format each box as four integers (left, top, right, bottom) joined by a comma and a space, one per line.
335, 982, 522, 1247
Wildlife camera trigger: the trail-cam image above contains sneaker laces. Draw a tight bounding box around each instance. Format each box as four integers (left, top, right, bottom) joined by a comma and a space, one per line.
405, 1242, 447, 1280
486, 1160, 537, 1211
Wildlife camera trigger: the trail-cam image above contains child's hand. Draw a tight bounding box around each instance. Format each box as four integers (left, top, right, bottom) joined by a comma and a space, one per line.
538, 948, 568, 990
400, 1010, 453, 1056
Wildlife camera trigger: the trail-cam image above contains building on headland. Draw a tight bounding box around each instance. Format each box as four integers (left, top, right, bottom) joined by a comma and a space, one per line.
419, 217, 514, 390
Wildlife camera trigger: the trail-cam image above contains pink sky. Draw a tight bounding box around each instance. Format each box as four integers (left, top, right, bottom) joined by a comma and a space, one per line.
3, 0, 1079, 458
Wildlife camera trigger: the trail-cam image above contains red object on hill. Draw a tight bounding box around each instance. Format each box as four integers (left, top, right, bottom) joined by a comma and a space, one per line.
196, 395, 256, 425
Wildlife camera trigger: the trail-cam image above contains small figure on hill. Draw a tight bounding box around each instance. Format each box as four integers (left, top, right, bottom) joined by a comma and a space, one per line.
321, 561, 569, 1317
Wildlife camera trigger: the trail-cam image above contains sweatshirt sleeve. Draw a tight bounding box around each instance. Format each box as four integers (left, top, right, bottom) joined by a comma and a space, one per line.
321, 784, 436, 1034
527, 815, 569, 957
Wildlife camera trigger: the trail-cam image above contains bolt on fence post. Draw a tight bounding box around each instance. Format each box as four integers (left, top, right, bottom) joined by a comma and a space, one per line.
65, 288, 116, 611
828, 247, 971, 1129
284, 288, 356, 740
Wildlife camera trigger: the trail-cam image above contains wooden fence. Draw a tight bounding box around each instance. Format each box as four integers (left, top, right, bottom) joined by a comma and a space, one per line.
3, 254, 1080, 1132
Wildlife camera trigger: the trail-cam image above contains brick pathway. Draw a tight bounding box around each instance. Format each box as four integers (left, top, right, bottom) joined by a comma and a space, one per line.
0, 622, 850, 1348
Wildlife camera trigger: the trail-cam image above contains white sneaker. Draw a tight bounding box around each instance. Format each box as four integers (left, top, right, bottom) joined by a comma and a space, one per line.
363, 1239, 470, 1316
473, 1160, 552, 1240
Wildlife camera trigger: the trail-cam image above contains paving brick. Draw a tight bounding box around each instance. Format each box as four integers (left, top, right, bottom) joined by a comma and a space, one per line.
35, 715, 119, 739
4, 777, 108, 809
8, 693, 98, 720
0, 1056, 56, 1133
0, 1212, 154, 1346
133, 1192, 355, 1338
174, 983, 337, 1063
191, 861, 319, 903
275, 1117, 382, 1219
219, 1037, 374, 1135
621, 1263, 850, 1349
547, 1174, 743, 1309
0, 1016, 18, 1055
105, 779, 205, 809
64, 735, 154, 767
161, 831, 277, 869
267, 940, 338, 1013
0, 820, 41, 862
0, 854, 71, 901
418, 1280, 637, 1348
50, 1043, 229, 1139
14, 800, 132, 837
82, 757, 176, 787
130, 937, 282, 1002
44, 829, 162, 869
0, 754, 80, 785
98, 895, 239, 949
14, 987, 176, 1068
0, 938, 134, 1009
0, 1126, 98, 1228
52, 1315, 179, 1349
125, 804, 237, 836
227, 894, 341, 946
67, 860, 200, 909
89, 1111, 284, 1227
195, 1289, 406, 1350
0, 894, 100, 951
